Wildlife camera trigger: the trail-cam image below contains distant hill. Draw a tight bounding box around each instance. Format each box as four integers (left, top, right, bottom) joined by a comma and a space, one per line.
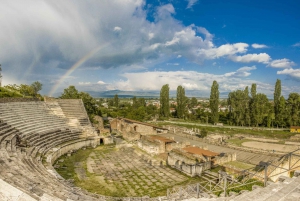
84, 90, 213, 98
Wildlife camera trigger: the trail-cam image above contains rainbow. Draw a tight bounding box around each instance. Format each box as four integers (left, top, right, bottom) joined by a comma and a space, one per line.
48, 43, 109, 97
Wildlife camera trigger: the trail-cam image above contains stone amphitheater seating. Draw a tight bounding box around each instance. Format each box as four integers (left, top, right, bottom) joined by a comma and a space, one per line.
1, 100, 300, 200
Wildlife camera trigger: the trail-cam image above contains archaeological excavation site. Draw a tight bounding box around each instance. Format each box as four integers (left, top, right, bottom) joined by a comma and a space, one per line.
1, 98, 300, 201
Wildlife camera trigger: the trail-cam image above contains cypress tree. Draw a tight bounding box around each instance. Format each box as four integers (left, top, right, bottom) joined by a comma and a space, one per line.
160, 84, 170, 117
114, 94, 119, 108
250, 83, 257, 126
209, 80, 219, 124
274, 79, 281, 127
176, 85, 185, 118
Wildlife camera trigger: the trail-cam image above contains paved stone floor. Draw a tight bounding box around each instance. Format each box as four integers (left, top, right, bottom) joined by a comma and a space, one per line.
88, 146, 189, 197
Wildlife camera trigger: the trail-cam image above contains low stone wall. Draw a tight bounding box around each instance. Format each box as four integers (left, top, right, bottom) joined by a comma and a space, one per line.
0, 97, 40, 103
46, 139, 98, 164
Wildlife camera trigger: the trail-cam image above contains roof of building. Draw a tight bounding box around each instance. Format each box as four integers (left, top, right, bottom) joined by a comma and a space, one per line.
182, 147, 219, 157
149, 135, 175, 143
118, 118, 169, 130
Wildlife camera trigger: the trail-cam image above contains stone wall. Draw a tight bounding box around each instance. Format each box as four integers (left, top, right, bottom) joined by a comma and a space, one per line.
46, 138, 98, 164
0, 97, 40, 103
137, 137, 165, 155
167, 150, 211, 176
214, 153, 236, 165
123, 131, 141, 141
110, 118, 168, 137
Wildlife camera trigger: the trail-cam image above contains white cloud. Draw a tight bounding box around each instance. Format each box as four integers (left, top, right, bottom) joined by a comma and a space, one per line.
186, 0, 198, 9
268, 59, 296, 68
199, 43, 249, 59
97, 80, 106, 84
78, 82, 91, 85
224, 66, 256, 78
0, 0, 221, 73
252, 43, 268, 49
114, 26, 122, 32
277, 68, 300, 81
292, 42, 300, 47
102, 68, 272, 95
230, 53, 271, 64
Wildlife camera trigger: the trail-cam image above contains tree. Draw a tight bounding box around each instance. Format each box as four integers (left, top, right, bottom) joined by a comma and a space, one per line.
0, 64, 2, 87
114, 94, 119, 108
250, 83, 257, 126
252, 93, 269, 127
274, 79, 281, 127
244, 86, 251, 126
190, 97, 198, 108
176, 85, 186, 118
160, 84, 170, 117
286, 93, 300, 126
31, 81, 43, 97
277, 96, 287, 128
228, 89, 247, 126
79, 92, 101, 117
209, 80, 219, 124
60, 86, 80, 99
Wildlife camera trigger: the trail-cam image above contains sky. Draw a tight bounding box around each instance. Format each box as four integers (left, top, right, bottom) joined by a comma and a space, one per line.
0, 0, 299, 97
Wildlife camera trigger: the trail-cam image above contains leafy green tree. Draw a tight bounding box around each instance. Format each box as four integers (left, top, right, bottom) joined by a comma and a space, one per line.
274, 79, 281, 127
209, 80, 219, 124
160, 84, 170, 118
60, 86, 80, 99
190, 97, 198, 108
253, 93, 269, 127
0, 64, 2, 87
244, 86, 251, 126
176, 85, 186, 118
79, 92, 101, 119
250, 83, 257, 126
277, 96, 287, 128
227, 87, 250, 126
200, 128, 208, 138
31, 81, 42, 97
114, 94, 119, 108
286, 93, 300, 126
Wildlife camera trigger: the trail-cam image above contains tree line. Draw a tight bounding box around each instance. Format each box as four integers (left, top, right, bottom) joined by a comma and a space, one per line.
159, 79, 300, 127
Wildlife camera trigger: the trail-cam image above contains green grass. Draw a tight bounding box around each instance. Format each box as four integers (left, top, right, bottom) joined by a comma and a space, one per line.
227, 138, 252, 146
155, 122, 293, 139
224, 161, 255, 170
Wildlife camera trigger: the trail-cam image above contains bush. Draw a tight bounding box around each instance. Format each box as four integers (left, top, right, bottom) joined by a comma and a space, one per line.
200, 128, 208, 137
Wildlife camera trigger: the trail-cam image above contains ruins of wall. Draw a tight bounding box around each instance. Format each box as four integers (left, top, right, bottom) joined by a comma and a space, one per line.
167, 151, 211, 176
214, 153, 237, 165
123, 131, 141, 141
46, 138, 98, 164
138, 140, 165, 155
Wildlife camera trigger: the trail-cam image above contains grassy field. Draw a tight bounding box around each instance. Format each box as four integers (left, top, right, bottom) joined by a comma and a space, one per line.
155, 121, 294, 139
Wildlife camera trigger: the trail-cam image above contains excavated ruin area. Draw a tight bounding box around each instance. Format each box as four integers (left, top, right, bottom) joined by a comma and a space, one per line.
55, 145, 193, 197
